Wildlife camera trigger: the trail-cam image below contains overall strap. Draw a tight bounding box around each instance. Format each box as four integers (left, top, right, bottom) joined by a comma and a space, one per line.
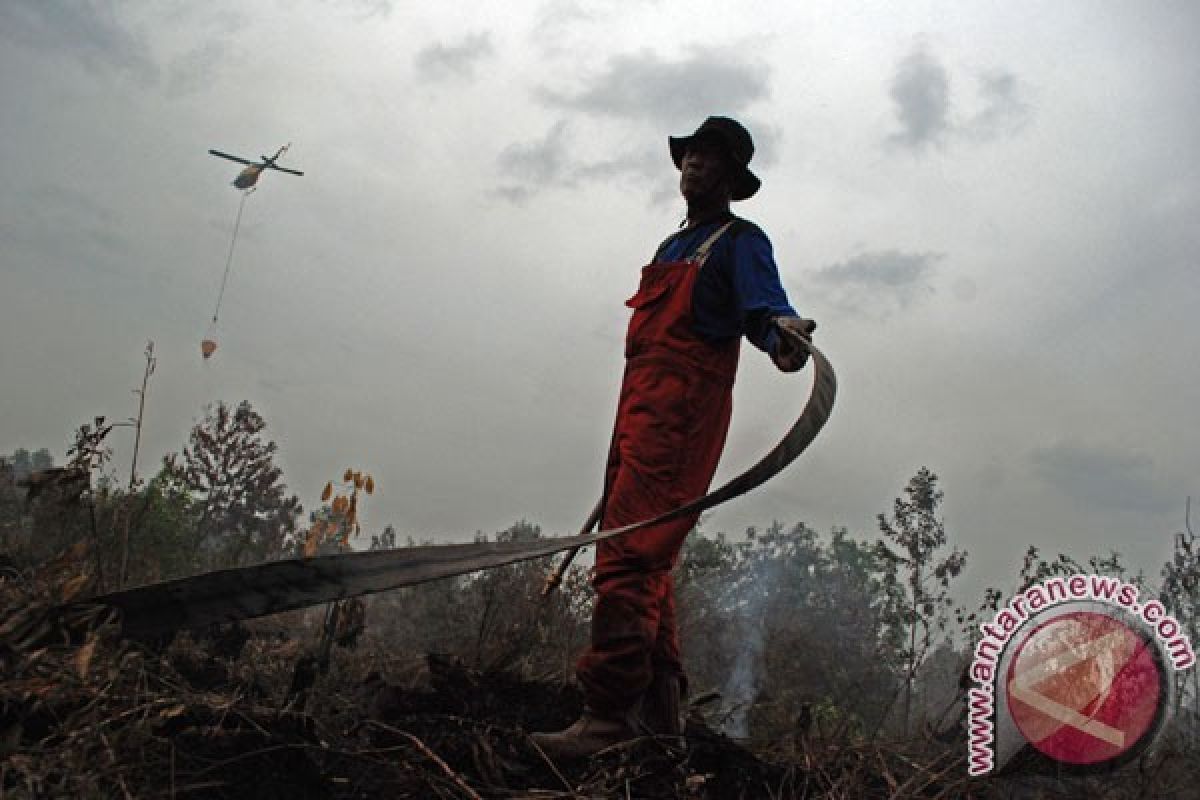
650, 217, 739, 264
691, 220, 735, 268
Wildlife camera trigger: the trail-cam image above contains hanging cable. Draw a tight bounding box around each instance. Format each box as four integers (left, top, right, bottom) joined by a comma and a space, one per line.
210, 187, 255, 325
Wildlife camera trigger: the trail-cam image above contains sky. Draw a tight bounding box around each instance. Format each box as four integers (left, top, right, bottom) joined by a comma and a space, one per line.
1, 0, 1197, 603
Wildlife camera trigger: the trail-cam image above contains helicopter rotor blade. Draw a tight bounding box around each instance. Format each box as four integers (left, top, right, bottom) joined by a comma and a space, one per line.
264, 165, 304, 176
208, 149, 256, 166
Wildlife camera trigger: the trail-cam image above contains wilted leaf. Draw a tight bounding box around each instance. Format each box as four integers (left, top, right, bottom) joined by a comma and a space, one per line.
60, 574, 91, 603
74, 638, 97, 678
353, 473, 363, 489
304, 531, 319, 558
365, 476, 375, 495
160, 703, 187, 719
321, 481, 333, 502
343, 468, 354, 482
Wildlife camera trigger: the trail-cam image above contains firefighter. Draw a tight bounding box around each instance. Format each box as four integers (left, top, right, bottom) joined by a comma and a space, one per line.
533, 116, 816, 758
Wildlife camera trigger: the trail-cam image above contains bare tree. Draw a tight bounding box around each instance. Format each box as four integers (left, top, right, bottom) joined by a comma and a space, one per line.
876, 467, 967, 735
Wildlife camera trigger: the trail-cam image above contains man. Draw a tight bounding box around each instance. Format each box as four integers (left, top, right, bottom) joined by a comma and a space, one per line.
533, 117, 816, 758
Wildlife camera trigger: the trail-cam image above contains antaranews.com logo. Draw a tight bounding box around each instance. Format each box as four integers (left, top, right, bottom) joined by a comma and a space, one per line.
967, 574, 1195, 776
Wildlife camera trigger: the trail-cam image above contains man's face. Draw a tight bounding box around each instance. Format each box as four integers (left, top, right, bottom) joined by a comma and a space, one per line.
679, 137, 731, 202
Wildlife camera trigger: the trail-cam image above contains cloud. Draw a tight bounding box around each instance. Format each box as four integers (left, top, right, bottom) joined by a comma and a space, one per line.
498, 47, 775, 202
497, 120, 572, 185
531, 0, 663, 46
414, 33, 496, 83
1031, 441, 1175, 514
809, 249, 942, 318
963, 69, 1030, 140
495, 121, 666, 200
538, 46, 770, 129
887, 45, 950, 151
0, 1, 157, 81
492, 121, 706, 204
495, 121, 574, 200
886, 43, 1031, 153
573, 148, 659, 182
531, 0, 594, 42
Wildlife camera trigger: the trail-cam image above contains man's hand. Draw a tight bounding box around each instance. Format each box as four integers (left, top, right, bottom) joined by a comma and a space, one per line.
771, 316, 817, 373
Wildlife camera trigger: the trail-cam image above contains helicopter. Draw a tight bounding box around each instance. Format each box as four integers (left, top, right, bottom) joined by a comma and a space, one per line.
208, 143, 304, 189
201, 142, 304, 360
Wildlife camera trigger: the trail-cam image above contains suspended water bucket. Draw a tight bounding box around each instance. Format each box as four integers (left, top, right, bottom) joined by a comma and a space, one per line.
201, 338, 218, 359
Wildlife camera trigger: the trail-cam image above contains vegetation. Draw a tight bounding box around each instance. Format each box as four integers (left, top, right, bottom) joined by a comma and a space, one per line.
2, 405, 1198, 797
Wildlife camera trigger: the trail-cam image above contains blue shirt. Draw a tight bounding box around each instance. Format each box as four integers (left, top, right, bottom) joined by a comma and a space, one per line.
652, 213, 798, 356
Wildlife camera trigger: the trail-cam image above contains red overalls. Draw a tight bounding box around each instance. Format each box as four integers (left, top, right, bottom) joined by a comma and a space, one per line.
577, 223, 740, 715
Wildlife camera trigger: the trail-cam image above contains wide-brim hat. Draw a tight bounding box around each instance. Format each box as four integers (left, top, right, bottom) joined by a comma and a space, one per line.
669, 116, 761, 201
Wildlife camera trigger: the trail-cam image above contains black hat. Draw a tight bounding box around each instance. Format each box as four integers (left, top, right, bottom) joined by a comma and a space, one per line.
669, 116, 761, 201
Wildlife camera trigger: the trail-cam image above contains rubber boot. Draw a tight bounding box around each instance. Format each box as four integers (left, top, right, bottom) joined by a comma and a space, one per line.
530, 708, 638, 760
638, 673, 684, 736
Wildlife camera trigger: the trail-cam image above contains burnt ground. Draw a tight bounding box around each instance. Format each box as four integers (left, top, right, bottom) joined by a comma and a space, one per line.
4, 572, 1199, 799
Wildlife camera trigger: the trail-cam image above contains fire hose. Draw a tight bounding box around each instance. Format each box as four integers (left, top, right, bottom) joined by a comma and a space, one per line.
80, 339, 835, 641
